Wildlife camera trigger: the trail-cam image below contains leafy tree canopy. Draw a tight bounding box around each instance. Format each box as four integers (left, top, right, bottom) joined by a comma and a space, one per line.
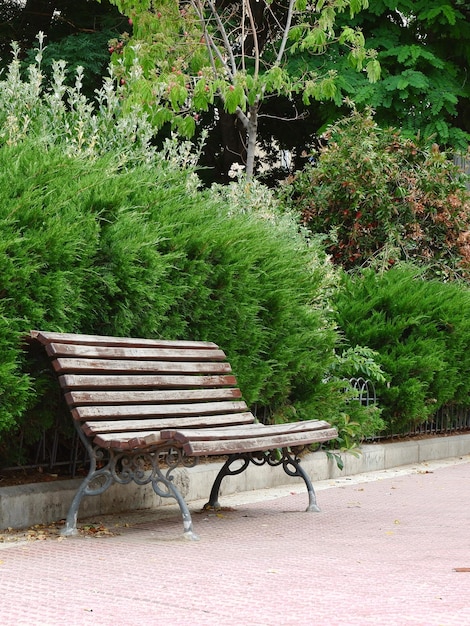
97, 0, 380, 177
305, 0, 470, 150
0, 0, 128, 95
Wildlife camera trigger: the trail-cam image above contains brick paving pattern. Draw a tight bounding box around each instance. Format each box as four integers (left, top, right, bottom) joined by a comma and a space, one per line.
0, 457, 469, 625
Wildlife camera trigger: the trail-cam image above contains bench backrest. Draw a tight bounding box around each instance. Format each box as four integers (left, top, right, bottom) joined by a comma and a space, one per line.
31, 331, 255, 449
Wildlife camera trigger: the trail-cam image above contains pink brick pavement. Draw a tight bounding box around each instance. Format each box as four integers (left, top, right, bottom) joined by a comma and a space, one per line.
0, 457, 469, 626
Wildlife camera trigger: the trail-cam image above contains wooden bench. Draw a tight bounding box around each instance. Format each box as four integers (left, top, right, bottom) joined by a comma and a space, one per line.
29, 330, 338, 539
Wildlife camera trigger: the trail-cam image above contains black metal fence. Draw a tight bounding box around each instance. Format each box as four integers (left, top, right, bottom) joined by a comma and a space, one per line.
1, 424, 89, 477
350, 377, 470, 441
370, 403, 470, 441
2, 380, 470, 475
454, 154, 470, 190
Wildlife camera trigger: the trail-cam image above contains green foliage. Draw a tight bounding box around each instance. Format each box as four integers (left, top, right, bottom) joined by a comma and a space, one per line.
283, 108, 470, 279
0, 140, 340, 441
23, 30, 115, 97
0, 43, 391, 456
329, 345, 387, 384
0, 142, 103, 437
332, 266, 470, 432
321, 344, 387, 447
0, 36, 157, 164
0, 316, 33, 435
307, 0, 470, 149
0, 46, 345, 447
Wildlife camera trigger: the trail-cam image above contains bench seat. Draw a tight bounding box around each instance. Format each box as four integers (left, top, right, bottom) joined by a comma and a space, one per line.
29, 330, 338, 539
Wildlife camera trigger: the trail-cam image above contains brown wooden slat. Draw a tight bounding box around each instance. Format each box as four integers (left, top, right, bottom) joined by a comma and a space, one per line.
33, 330, 217, 349
72, 400, 248, 421
30, 330, 339, 458
66, 388, 242, 406
82, 412, 255, 436
183, 428, 339, 456
160, 420, 333, 442
46, 343, 226, 361
93, 431, 165, 450
58, 374, 238, 390
52, 358, 233, 374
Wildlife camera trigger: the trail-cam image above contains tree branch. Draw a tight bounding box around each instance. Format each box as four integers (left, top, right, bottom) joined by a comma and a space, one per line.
244, 0, 260, 79
275, 0, 296, 65
206, 0, 238, 77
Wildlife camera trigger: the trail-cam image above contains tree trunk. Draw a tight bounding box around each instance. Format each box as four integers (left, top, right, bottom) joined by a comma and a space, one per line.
245, 103, 258, 180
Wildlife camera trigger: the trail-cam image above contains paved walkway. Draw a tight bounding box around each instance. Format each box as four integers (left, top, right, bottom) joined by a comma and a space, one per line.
1, 456, 469, 626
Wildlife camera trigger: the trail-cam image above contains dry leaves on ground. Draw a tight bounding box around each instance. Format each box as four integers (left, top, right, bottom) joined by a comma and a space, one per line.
0, 521, 119, 544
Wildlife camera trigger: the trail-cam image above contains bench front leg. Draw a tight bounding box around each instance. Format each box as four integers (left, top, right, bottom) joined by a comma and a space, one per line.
61, 449, 114, 536
149, 452, 199, 541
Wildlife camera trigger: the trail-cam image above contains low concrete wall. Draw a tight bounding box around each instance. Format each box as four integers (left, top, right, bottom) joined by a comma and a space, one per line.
2, 433, 470, 530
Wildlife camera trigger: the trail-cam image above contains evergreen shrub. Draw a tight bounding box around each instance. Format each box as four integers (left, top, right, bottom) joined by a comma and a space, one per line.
0, 43, 379, 461
0, 139, 338, 454
332, 266, 470, 432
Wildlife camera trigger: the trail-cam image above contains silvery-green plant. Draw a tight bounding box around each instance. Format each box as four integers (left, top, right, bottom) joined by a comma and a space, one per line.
0, 33, 200, 170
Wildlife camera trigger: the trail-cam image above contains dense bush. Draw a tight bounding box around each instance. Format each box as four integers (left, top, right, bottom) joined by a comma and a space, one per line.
332, 266, 470, 432
0, 44, 392, 462
283, 108, 470, 279
0, 138, 342, 456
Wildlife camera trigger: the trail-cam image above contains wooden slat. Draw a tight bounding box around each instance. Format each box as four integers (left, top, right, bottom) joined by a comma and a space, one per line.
58, 374, 238, 389
160, 420, 333, 442
46, 343, 226, 361
183, 428, 339, 456
82, 412, 255, 436
29, 330, 339, 458
66, 388, 242, 406
51, 358, 233, 374
93, 431, 165, 450
72, 400, 248, 421
33, 330, 217, 349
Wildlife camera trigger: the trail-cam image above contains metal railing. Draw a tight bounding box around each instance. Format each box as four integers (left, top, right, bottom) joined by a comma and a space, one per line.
454, 154, 470, 190
349, 377, 470, 441
2, 385, 470, 474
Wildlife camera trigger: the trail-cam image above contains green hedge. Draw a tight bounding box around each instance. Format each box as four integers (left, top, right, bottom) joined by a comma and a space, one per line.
0, 140, 337, 453
332, 266, 470, 432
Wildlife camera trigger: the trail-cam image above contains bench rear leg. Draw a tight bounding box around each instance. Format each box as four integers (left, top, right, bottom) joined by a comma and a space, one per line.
281, 451, 320, 512
204, 454, 250, 510
204, 449, 320, 512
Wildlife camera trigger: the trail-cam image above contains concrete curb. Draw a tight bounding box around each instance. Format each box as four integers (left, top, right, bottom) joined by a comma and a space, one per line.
2, 433, 470, 530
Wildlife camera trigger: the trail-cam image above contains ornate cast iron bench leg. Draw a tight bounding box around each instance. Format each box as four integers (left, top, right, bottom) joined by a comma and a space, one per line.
62, 433, 199, 540
204, 454, 250, 510
204, 448, 320, 513
282, 449, 320, 512
148, 449, 199, 541
61, 448, 114, 536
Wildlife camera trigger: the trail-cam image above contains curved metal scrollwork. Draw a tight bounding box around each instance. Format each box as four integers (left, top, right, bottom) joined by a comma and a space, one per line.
204, 446, 319, 513
61, 443, 200, 540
